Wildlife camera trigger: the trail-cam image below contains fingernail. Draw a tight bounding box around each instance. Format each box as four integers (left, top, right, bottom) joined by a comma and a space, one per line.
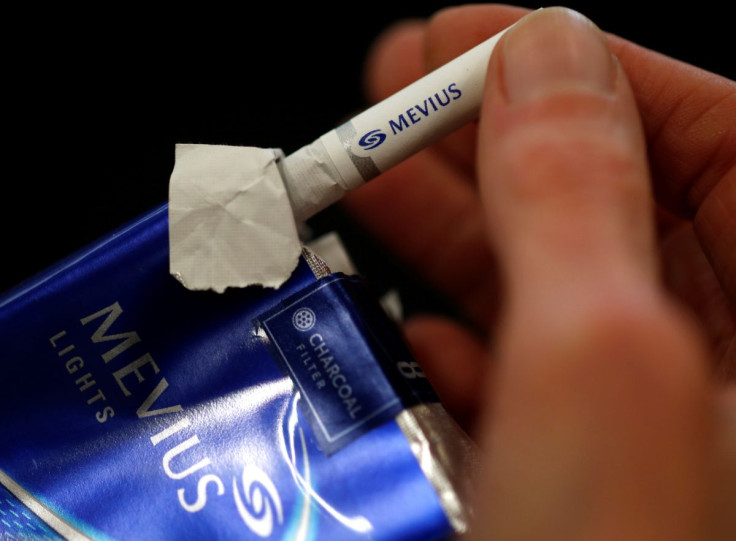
502, 8, 615, 103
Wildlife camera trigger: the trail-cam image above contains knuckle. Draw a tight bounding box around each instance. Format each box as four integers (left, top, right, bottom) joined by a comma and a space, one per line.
503, 125, 643, 207
510, 291, 708, 407
489, 93, 648, 209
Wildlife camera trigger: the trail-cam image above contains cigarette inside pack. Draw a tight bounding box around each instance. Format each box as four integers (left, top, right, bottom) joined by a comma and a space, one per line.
0, 205, 476, 541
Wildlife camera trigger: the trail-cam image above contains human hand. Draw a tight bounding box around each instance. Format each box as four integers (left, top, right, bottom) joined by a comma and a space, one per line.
343, 5, 735, 539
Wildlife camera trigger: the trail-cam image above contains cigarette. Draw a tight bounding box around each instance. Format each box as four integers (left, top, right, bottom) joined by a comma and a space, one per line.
168, 20, 518, 292
279, 25, 509, 223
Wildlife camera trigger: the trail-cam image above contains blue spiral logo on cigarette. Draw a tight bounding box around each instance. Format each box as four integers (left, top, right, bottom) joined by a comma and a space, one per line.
358, 129, 386, 150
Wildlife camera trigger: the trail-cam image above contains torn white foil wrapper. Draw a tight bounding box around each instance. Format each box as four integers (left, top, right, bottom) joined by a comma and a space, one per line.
169, 144, 302, 292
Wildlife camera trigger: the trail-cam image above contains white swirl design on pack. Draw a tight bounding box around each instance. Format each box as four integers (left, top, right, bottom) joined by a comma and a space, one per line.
233, 465, 284, 537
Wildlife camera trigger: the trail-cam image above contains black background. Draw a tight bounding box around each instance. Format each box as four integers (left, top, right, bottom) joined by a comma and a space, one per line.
4, 2, 733, 311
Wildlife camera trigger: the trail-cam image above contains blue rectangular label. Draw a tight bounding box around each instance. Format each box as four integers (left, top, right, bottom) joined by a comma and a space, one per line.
257, 274, 437, 454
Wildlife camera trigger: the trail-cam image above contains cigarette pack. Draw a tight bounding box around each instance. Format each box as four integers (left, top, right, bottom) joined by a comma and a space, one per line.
0, 204, 474, 540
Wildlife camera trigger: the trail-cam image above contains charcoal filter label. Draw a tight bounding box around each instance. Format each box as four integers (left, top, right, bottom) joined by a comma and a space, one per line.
256, 274, 437, 454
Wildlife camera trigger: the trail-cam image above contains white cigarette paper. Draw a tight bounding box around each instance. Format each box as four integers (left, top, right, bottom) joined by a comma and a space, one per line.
169, 145, 301, 292
169, 23, 511, 291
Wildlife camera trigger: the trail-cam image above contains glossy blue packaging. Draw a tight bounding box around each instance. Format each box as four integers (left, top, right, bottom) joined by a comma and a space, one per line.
0, 205, 469, 540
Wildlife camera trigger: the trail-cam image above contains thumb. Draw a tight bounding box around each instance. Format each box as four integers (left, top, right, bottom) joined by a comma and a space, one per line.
474, 7, 712, 541
480, 7, 655, 299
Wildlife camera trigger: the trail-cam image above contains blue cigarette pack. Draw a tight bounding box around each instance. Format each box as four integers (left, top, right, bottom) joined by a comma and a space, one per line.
0, 204, 473, 540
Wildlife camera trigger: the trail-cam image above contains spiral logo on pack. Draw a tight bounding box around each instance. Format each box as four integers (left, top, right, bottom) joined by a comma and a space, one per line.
233, 465, 284, 537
